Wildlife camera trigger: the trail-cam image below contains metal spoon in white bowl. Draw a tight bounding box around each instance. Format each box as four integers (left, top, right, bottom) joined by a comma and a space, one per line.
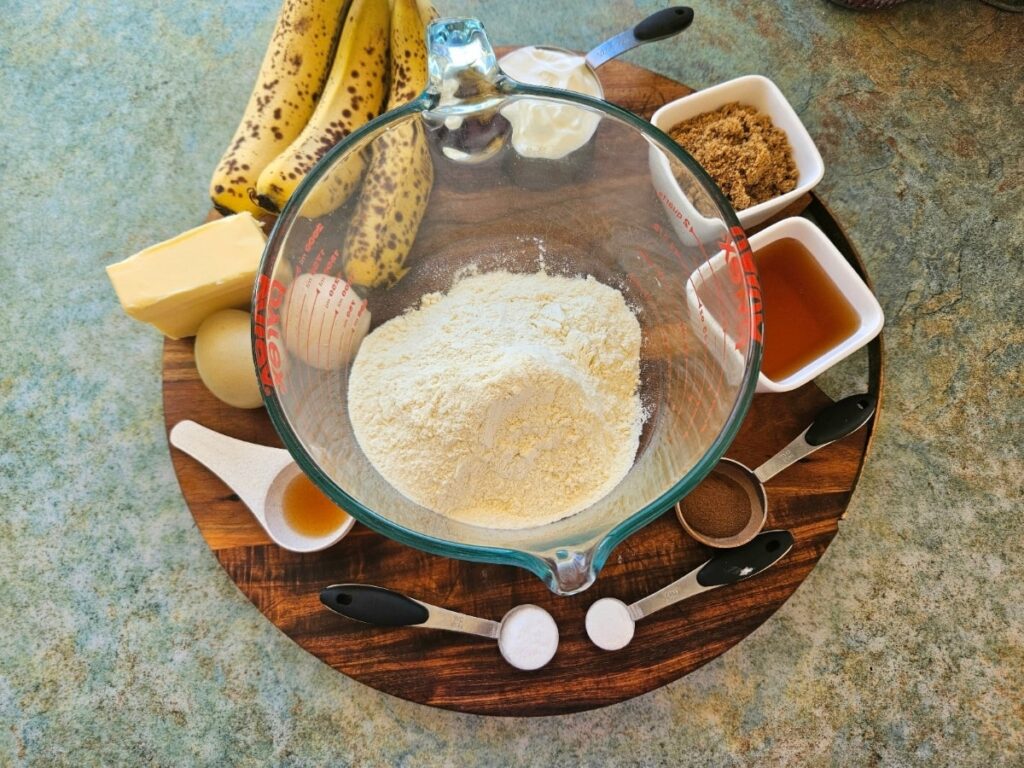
531, 7, 695, 92
584, 6, 695, 70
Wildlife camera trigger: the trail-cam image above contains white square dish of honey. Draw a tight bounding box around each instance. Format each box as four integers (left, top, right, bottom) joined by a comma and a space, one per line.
748, 217, 883, 392
684, 217, 883, 393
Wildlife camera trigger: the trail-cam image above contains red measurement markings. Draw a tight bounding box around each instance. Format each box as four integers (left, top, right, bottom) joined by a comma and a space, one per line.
312, 283, 327, 369
254, 274, 287, 395
651, 199, 717, 307
318, 278, 346, 369
650, 220, 714, 357
692, 364, 716, 436
650, 221, 689, 275
651, 221, 681, 259
293, 221, 324, 275
305, 222, 324, 253
308, 248, 326, 274
721, 226, 762, 346
323, 248, 340, 274
653, 191, 711, 260
655, 189, 711, 257
634, 247, 667, 285
305, 245, 340, 276
289, 286, 308, 364
337, 280, 361, 367
696, 288, 710, 348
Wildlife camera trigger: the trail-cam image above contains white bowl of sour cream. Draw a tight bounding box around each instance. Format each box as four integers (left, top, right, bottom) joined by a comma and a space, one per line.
498, 46, 605, 161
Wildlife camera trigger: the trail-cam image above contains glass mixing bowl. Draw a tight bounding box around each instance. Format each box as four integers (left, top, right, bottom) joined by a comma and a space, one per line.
252, 18, 762, 594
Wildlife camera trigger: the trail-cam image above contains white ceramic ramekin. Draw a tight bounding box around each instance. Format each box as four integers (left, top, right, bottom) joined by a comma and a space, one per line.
651, 75, 825, 229
685, 217, 884, 393
748, 217, 883, 391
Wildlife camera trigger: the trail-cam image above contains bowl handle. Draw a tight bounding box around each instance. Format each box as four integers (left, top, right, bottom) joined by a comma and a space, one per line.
426, 18, 502, 110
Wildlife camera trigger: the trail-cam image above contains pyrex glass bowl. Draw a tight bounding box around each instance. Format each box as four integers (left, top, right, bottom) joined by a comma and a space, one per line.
252, 18, 762, 594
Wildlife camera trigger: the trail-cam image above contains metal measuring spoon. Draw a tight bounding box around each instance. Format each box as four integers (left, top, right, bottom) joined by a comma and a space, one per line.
170, 420, 355, 553
677, 393, 877, 548
585, 7, 695, 69
527, 7, 694, 96
589, 532, 794, 651
586, 530, 794, 651
320, 584, 559, 671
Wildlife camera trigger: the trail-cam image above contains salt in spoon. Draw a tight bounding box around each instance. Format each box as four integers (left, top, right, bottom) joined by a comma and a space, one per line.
585, 530, 794, 651
321, 584, 559, 671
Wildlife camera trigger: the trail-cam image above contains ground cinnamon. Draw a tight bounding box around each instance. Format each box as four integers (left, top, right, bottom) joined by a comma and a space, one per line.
677, 470, 751, 539
668, 103, 798, 210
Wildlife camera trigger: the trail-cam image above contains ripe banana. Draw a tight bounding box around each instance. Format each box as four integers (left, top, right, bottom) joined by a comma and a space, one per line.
342, 0, 433, 288
256, 0, 390, 217
416, 0, 438, 24
209, 0, 351, 216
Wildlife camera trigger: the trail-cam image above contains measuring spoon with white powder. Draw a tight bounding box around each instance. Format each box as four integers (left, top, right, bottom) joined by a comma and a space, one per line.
320, 584, 559, 671
585, 530, 795, 651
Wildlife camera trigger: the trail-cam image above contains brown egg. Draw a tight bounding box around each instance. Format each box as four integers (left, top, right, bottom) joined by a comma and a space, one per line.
194, 309, 264, 409
282, 273, 371, 369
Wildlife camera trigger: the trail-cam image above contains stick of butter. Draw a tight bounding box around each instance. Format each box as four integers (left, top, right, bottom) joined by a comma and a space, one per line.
106, 213, 267, 339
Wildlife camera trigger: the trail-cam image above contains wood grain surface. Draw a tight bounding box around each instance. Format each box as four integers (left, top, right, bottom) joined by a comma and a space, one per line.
163, 56, 882, 716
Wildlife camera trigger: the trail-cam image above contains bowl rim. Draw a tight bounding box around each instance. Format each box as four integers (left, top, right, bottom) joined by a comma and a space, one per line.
650, 74, 825, 226
252, 82, 765, 592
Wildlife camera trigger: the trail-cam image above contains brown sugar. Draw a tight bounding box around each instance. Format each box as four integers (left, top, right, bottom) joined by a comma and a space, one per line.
668, 103, 798, 210
677, 470, 751, 539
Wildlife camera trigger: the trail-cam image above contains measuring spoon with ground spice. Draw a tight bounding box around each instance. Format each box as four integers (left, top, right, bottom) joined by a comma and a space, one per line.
677, 394, 876, 547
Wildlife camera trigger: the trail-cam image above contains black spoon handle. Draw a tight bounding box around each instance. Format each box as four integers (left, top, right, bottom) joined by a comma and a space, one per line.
805, 393, 877, 446
631, 530, 794, 618
320, 584, 503, 638
696, 530, 795, 588
755, 393, 876, 482
634, 6, 695, 41
320, 584, 429, 626
586, 7, 694, 69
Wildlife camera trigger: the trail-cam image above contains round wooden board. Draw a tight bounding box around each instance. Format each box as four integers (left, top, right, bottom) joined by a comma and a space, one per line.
164, 56, 883, 716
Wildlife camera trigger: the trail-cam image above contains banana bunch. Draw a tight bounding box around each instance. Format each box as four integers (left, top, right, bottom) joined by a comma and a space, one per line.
210, 0, 436, 285
257, 0, 390, 215
210, 0, 391, 217
343, 0, 434, 288
209, 0, 352, 215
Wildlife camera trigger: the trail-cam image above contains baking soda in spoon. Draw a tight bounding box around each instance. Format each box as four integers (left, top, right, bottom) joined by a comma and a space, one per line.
321, 585, 559, 671
497, 605, 559, 671
585, 597, 637, 651
585, 530, 795, 651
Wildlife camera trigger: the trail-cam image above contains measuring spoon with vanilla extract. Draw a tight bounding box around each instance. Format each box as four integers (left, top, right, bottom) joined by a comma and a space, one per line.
676, 393, 876, 547
169, 420, 355, 553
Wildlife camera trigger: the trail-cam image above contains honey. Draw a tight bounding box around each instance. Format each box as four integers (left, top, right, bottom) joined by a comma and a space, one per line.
282, 473, 350, 538
754, 237, 859, 381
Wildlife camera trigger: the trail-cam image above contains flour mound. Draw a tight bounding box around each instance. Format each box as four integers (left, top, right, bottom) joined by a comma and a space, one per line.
347, 270, 643, 529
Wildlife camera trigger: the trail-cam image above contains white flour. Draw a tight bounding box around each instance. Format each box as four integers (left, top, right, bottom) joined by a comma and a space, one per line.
347, 270, 643, 529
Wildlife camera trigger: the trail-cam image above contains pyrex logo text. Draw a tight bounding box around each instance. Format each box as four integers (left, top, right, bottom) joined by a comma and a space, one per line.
254, 274, 287, 395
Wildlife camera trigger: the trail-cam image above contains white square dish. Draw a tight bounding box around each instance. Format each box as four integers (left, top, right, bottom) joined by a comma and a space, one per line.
748, 217, 883, 391
685, 217, 884, 393
651, 75, 825, 229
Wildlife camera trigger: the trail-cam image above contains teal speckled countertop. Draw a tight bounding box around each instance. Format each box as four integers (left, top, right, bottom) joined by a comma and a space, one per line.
2, 0, 1021, 764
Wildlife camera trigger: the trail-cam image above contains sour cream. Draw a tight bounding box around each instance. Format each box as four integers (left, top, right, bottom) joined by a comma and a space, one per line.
498, 46, 604, 160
